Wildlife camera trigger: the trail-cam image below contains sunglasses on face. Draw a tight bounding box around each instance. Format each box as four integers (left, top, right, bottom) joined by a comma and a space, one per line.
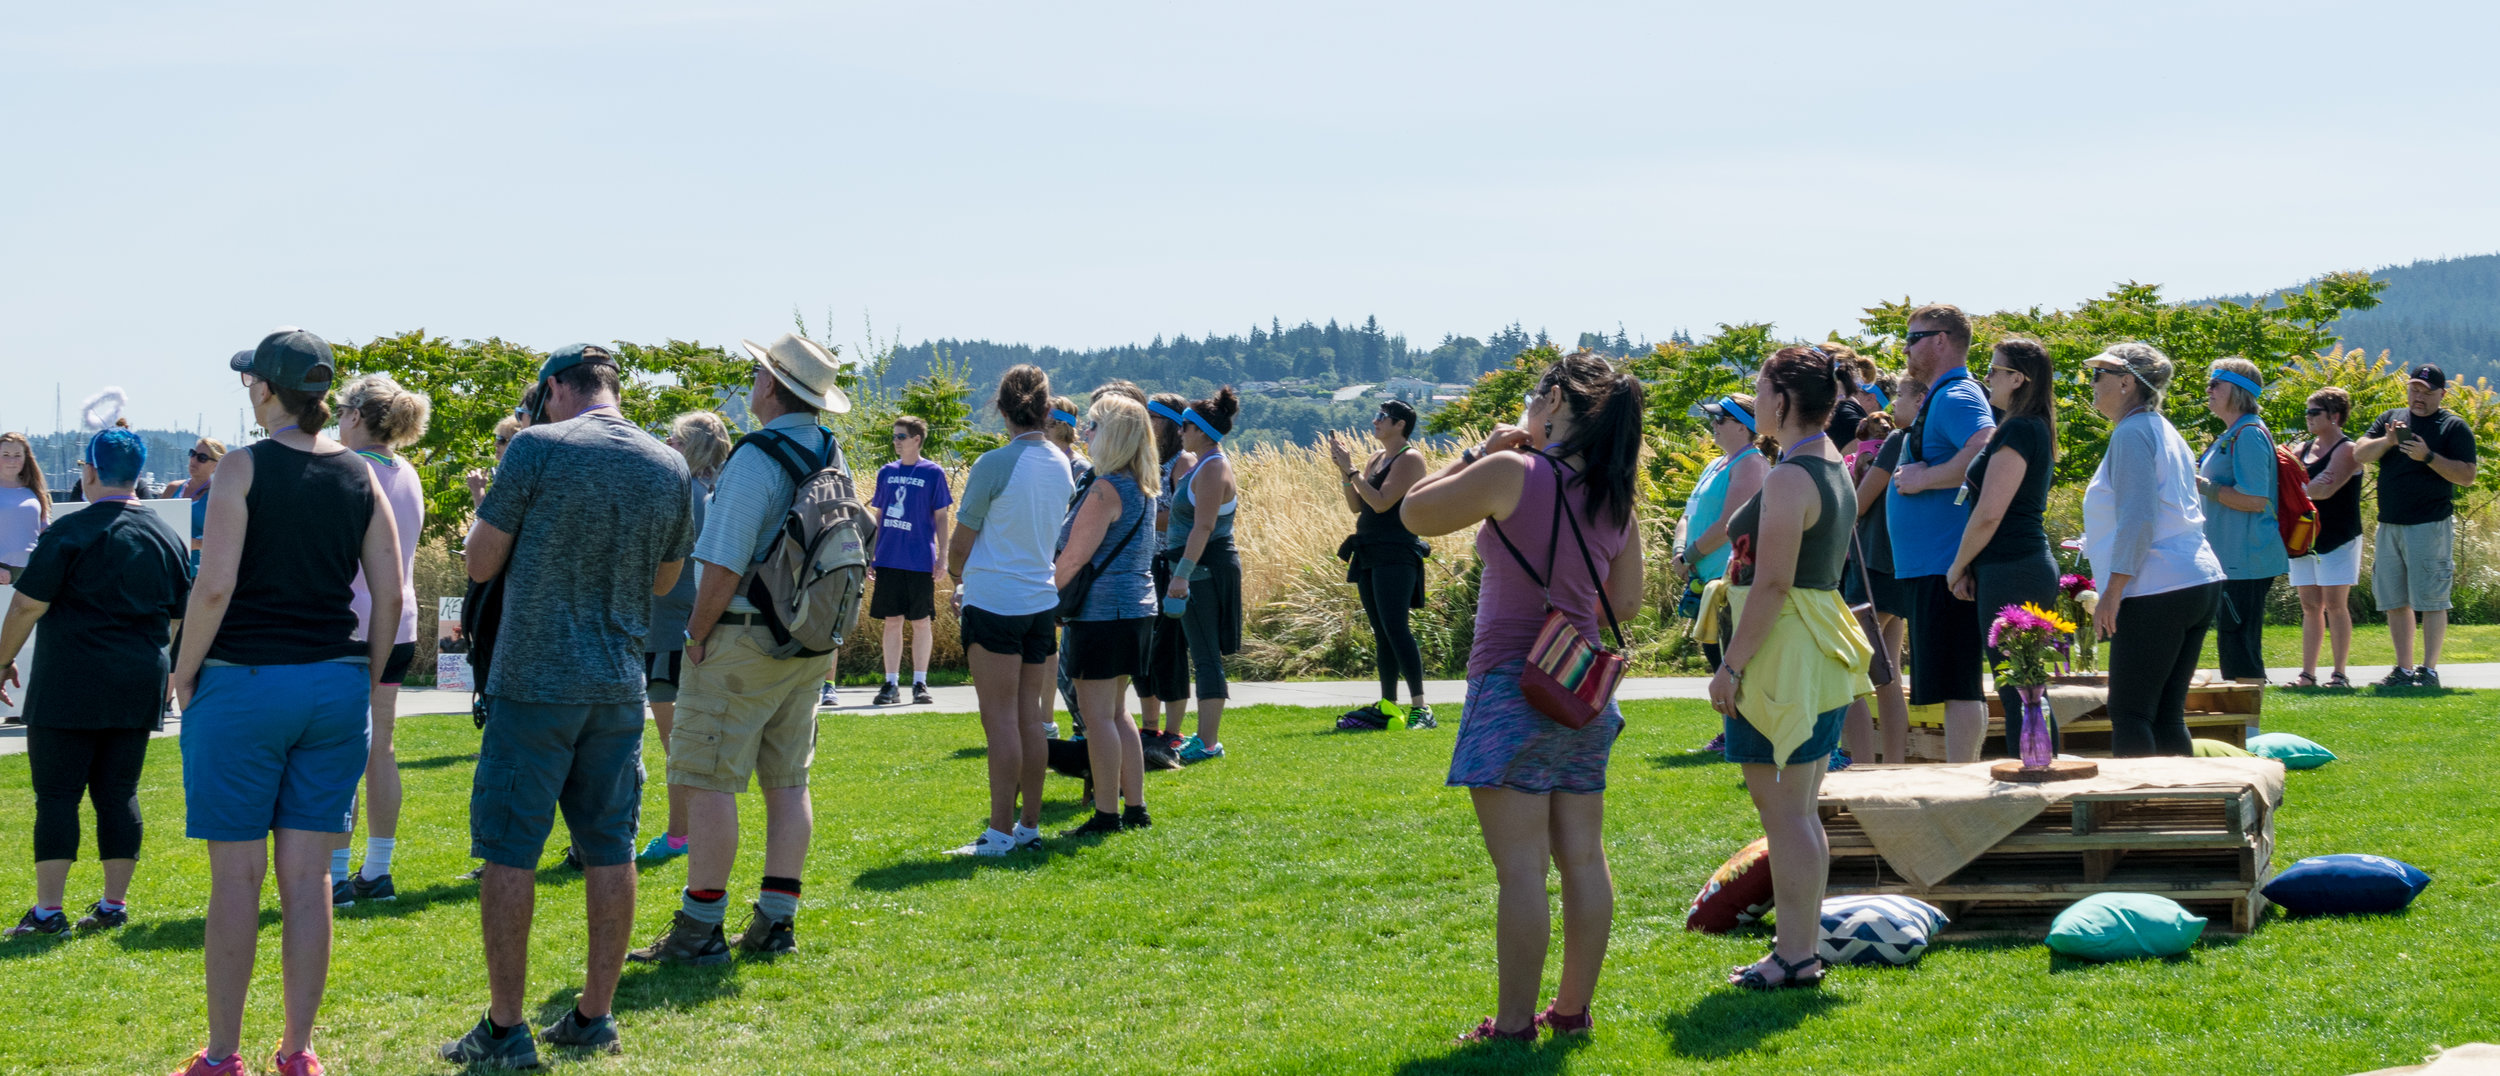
2305, 408, 2331, 417
496, 436, 512, 447
891, 431, 914, 441
188, 450, 215, 463
1904, 329, 1949, 345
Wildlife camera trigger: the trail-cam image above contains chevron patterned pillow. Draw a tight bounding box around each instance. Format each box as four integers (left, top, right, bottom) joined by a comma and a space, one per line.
1816, 895, 1950, 966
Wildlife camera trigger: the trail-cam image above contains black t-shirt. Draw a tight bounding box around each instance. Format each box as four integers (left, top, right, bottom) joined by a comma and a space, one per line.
11, 502, 191, 729
1857, 431, 1906, 576
2365, 407, 2476, 525
1825, 398, 1868, 449
1965, 414, 2054, 564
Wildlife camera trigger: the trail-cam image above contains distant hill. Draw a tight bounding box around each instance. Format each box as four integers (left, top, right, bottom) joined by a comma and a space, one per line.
2209, 253, 2500, 381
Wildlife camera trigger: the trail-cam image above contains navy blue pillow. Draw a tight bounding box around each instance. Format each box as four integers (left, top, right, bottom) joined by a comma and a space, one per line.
2262, 854, 2431, 915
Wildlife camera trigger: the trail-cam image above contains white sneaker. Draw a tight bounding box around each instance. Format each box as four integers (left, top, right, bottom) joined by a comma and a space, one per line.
944, 828, 1015, 857
1010, 823, 1043, 850
1043, 721, 1060, 739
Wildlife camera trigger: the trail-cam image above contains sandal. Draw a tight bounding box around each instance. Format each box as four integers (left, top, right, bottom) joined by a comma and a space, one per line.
1456, 1017, 1539, 1044
1535, 1004, 1594, 1035
2290, 673, 2319, 689
1730, 951, 1826, 991
2327, 672, 2351, 689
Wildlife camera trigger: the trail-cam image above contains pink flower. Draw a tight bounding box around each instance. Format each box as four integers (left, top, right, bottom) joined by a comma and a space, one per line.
2059, 573, 2093, 599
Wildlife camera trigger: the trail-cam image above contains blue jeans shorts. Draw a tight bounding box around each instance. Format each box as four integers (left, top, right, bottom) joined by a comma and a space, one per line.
180, 661, 372, 841
1723, 703, 1848, 766
470, 696, 646, 869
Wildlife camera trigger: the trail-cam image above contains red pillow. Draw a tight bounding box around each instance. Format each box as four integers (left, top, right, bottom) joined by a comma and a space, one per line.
1686, 836, 1775, 933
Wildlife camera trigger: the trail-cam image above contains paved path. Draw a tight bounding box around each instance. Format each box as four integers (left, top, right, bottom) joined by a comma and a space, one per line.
4, 663, 2491, 755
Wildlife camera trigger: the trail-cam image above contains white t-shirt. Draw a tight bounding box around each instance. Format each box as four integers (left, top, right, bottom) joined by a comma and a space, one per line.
955, 435, 1074, 617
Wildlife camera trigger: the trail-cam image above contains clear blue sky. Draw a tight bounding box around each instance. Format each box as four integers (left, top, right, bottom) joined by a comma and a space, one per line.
4, 1, 2494, 437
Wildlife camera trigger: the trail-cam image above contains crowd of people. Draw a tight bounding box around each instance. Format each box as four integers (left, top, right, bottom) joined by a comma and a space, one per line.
0, 310, 2480, 1064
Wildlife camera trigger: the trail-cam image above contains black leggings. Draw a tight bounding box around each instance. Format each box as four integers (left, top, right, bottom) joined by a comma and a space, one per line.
2107, 582, 2220, 758
1973, 549, 2061, 759
29, 726, 151, 862
1356, 562, 1426, 704
2214, 576, 2275, 682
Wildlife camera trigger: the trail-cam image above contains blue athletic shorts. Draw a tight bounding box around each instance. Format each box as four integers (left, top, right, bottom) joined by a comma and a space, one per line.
470, 697, 646, 869
1723, 703, 1848, 767
180, 661, 372, 841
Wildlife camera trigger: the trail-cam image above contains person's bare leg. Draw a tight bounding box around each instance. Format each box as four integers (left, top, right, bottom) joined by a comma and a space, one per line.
1075, 679, 1124, 813
479, 863, 537, 1028
1737, 761, 1830, 980
2323, 584, 2353, 677
761, 785, 812, 880
2389, 604, 2416, 671
334, 686, 402, 858
1878, 617, 1909, 762
910, 617, 934, 681
1469, 788, 1550, 1033
100, 858, 135, 904
1110, 682, 1144, 808
1134, 690, 1161, 736
1841, 699, 1874, 763
1017, 660, 1053, 829
1546, 791, 1612, 1016
2297, 585, 2325, 680
202, 838, 269, 1061
1944, 699, 1985, 763
33, 859, 69, 910
577, 862, 635, 1020
967, 645, 1026, 833
653, 702, 687, 839
681, 787, 739, 892
2423, 609, 2448, 671
882, 616, 904, 681
1196, 697, 1226, 748
1163, 698, 1189, 738
271, 828, 335, 1056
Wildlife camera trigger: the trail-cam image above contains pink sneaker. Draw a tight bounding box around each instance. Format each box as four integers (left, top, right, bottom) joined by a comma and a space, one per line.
168, 1051, 245, 1076
270, 1048, 324, 1076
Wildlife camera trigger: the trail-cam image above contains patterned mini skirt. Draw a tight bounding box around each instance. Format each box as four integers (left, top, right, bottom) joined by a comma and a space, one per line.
1446, 660, 1624, 795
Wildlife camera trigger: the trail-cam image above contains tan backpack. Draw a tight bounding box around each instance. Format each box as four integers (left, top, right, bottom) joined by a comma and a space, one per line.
731, 428, 876, 659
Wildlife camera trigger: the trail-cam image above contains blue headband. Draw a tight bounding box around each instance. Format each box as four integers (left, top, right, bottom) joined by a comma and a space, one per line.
1716, 396, 1756, 433
2209, 368, 2265, 400
1051, 409, 1079, 427
1147, 401, 1185, 425
1870, 383, 1890, 410
1183, 407, 1225, 442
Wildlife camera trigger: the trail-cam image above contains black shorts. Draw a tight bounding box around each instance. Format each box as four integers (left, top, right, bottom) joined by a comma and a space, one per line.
961, 605, 1058, 664
1906, 573, 1985, 705
380, 641, 417, 686
869, 568, 936, 621
1064, 617, 1153, 681
643, 649, 684, 703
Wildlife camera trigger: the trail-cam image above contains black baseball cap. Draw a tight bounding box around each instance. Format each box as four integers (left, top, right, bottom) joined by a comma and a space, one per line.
229, 329, 336, 391
2409, 363, 2446, 390
527, 343, 618, 424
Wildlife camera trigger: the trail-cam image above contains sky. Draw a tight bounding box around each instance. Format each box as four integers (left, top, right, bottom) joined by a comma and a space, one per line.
4, 0, 2496, 437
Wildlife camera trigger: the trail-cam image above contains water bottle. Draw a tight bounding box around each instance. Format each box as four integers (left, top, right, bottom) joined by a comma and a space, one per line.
1162, 596, 1188, 619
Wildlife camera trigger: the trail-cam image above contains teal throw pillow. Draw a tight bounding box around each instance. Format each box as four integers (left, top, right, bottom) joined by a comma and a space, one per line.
2246, 732, 2337, 769
2046, 893, 2206, 961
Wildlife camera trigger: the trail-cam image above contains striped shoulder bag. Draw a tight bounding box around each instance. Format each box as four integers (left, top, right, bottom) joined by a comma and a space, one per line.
1487, 455, 1628, 729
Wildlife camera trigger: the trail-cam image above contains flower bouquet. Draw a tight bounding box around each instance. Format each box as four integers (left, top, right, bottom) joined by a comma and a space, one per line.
1990, 602, 2076, 770
2058, 574, 2099, 672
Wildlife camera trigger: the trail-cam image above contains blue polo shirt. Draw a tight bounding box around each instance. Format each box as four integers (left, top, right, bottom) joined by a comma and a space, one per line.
1886, 367, 1996, 579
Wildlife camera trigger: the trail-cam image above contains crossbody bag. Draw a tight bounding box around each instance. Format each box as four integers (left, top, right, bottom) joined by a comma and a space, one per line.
1488, 454, 1628, 729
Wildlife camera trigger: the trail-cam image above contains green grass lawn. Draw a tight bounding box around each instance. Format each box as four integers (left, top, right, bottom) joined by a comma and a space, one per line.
1, 691, 2493, 1074
2207, 622, 2500, 673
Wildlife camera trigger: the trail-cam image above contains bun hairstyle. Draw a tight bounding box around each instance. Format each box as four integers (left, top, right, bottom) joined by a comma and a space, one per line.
1539, 350, 1645, 528
1991, 338, 2058, 441
0, 431, 52, 522
270, 382, 334, 433
995, 364, 1052, 430
1148, 392, 1189, 462
1761, 345, 1842, 431
340, 372, 434, 449
1185, 386, 1240, 437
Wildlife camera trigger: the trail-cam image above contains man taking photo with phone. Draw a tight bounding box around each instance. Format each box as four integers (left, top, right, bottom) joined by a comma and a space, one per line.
2354, 363, 2477, 688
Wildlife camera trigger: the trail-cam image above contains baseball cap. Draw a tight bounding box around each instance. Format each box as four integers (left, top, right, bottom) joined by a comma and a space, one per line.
528, 343, 619, 423
2409, 363, 2446, 390
2082, 343, 2174, 395
228, 329, 337, 391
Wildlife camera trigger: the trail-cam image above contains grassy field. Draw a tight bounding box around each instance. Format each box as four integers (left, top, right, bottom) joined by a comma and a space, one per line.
0, 691, 2492, 1075
2206, 622, 2500, 672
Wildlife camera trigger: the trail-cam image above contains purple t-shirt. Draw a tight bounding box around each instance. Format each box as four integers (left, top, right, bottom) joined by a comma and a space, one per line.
871, 459, 953, 572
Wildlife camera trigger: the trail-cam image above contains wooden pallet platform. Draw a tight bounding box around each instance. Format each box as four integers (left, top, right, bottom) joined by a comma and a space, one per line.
1819, 783, 2274, 934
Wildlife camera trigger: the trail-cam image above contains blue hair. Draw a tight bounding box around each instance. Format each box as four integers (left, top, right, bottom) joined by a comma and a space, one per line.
85, 429, 147, 488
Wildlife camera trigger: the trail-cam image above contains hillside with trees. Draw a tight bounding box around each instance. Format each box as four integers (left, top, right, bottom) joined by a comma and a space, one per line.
2207, 252, 2500, 381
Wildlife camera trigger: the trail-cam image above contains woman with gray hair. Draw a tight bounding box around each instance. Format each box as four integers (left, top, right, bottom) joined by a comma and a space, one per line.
639, 410, 730, 862
2197, 357, 2288, 684
2081, 344, 2225, 755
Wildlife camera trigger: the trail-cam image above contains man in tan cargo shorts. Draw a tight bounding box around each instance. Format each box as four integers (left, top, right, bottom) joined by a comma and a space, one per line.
629, 333, 851, 965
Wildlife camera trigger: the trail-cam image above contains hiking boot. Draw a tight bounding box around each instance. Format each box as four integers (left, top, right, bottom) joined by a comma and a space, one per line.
2375, 666, 2415, 688
269, 1047, 327, 1076
76, 901, 129, 931
345, 872, 395, 904
1336, 704, 1390, 731
1178, 736, 1224, 763
1121, 805, 1153, 829
168, 1050, 246, 1076
1407, 703, 1438, 730
4, 906, 67, 937
540, 1008, 622, 1054
872, 682, 902, 707
1062, 810, 1124, 837
732, 903, 796, 955
2414, 667, 2441, 689
626, 911, 732, 966
441, 1015, 540, 1069
911, 683, 935, 705
638, 833, 689, 862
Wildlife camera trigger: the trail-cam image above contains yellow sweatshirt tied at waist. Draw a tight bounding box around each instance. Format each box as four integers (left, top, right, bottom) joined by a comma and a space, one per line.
1692, 580, 1874, 767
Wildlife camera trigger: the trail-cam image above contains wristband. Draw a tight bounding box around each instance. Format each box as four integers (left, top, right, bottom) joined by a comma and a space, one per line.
1175, 557, 1198, 580
1461, 448, 1481, 466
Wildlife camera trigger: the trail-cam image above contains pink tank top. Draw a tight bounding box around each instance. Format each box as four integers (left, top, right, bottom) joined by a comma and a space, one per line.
347, 452, 426, 645
1469, 453, 1633, 678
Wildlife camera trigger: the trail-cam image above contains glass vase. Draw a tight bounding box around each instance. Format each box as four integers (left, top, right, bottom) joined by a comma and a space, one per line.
2019, 683, 2053, 770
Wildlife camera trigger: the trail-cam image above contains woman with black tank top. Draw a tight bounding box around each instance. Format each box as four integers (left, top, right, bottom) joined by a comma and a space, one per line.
2291, 387, 2364, 688
1707, 346, 1874, 992
1328, 399, 1435, 731
1944, 339, 2062, 759
167, 330, 403, 1076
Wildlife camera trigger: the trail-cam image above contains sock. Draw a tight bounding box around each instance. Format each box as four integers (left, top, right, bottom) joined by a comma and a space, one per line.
330, 847, 352, 885
99, 898, 126, 913
489, 1020, 521, 1039
758, 875, 802, 921
664, 834, 688, 852
570, 1006, 601, 1027
885, 673, 899, 686
34, 904, 63, 919
682, 888, 728, 926
913, 672, 927, 686
1011, 823, 1039, 840
362, 837, 395, 879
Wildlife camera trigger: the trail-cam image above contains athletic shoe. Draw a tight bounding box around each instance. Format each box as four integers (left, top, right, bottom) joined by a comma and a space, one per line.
944, 829, 1016, 857
873, 682, 902, 707
344, 872, 396, 904
1062, 810, 1125, 837
1157, 728, 1185, 752
1407, 703, 1438, 730
912, 683, 935, 705
561, 845, 583, 871
1336, 704, 1390, 731
1694, 732, 1727, 755
330, 878, 356, 908
269, 1047, 326, 1076
76, 901, 128, 930
819, 683, 838, 709
627, 910, 732, 966
440, 1015, 540, 1069
461, 863, 488, 881
638, 834, 689, 862
2415, 667, 2441, 689
1178, 737, 1224, 763
1043, 721, 1060, 739
4, 906, 67, 937
2374, 666, 2415, 688
732, 902, 796, 955
1121, 805, 1153, 829
540, 1008, 622, 1054
168, 1050, 246, 1076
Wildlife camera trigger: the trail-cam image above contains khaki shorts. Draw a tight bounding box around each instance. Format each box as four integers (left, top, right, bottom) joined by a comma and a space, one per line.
2374, 518, 2455, 613
667, 624, 833, 794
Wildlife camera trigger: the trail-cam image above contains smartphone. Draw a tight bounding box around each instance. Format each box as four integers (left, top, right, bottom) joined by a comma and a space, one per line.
2395, 425, 2417, 445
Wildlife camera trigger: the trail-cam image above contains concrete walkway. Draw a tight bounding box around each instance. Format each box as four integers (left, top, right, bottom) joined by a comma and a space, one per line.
4, 662, 2491, 755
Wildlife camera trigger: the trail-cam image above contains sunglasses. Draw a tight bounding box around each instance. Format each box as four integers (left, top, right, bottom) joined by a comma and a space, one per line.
2305, 408, 2334, 417
188, 449, 215, 463
891, 431, 915, 441
495, 436, 512, 447
1904, 329, 1950, 345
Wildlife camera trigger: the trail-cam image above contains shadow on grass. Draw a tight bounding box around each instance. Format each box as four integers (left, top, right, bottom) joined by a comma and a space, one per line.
402, 752, 480, 771
0, 928, 76, 960
949, 746, 986, 760
1656, 987, 1846, 1059
1649, 751, 1732, 769
111, 906, 284, 952
542, 964, 743, 1023
1392, 1033, 1589, 1075
333, 878, 483, 919
849, 850, 1055, 890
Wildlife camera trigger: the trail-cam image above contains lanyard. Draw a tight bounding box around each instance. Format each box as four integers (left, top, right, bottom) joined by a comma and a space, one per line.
1780, 432, 1829, 462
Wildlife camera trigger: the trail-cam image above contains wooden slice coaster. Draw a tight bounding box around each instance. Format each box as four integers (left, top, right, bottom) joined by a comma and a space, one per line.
1989, 759, 2100, 782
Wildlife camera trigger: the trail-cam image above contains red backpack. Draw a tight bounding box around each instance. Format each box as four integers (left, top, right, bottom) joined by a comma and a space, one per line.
2250, 425, 2320, 557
